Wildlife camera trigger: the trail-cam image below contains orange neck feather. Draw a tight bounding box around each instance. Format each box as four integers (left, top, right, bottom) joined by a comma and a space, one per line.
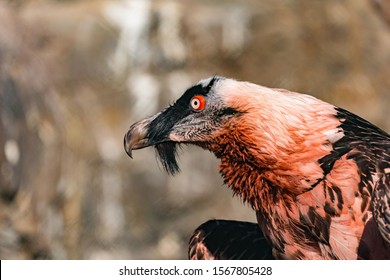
209, 82, 343, 208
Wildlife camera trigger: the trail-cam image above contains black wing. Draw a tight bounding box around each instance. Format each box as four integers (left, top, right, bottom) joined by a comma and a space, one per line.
188, 219, 274, 260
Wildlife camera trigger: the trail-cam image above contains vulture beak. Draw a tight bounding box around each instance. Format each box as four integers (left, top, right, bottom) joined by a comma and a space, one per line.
124, 105, 190, 175
124, 110, 175, 159
124, 117, 154, 158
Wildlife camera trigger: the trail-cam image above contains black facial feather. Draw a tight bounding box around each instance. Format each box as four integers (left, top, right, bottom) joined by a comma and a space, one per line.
155, 142, 181, 176
149, 77, 221, 175
147, 85, 206, 144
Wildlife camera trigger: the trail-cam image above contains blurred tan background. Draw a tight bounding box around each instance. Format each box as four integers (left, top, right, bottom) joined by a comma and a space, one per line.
0, 0, 389, 259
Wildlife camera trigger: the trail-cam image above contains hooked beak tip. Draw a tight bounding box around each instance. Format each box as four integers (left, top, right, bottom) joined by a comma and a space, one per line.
124, 130, 134, 159
124, 140, 133, 158
124, 122, 151, 159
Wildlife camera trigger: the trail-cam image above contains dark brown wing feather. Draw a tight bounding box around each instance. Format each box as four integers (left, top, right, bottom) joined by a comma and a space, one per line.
372, 172, 390, 245
332, 108, 390, 254
188, 219, 274, 260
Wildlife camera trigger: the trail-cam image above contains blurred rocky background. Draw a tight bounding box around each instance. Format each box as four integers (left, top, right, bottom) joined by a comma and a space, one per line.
0, 0, 389, 259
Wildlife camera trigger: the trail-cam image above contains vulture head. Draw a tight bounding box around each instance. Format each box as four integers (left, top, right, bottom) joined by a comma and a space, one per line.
124, 76, 243, 175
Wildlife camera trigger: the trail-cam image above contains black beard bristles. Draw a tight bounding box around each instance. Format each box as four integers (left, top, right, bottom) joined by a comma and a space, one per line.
155, 142, 181, 175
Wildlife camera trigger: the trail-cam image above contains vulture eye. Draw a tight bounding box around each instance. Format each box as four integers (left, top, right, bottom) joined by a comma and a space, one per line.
190, 95, 206, 111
